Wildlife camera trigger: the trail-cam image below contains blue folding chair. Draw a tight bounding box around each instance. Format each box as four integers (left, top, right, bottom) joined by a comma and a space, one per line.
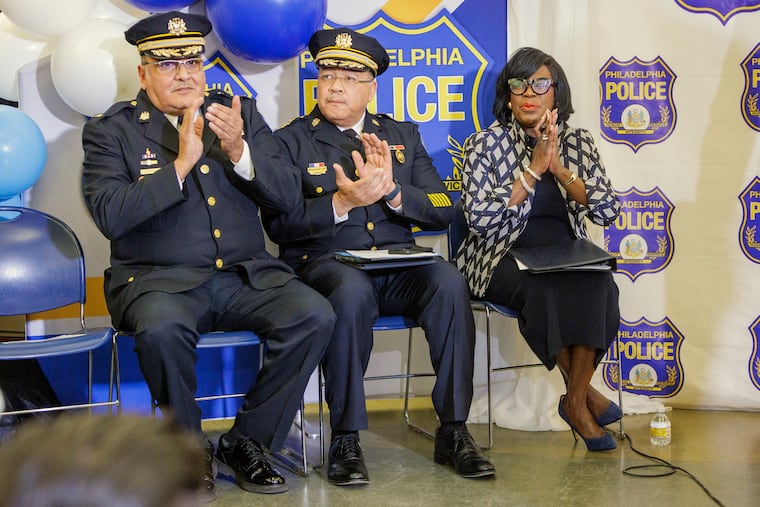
0, 206, 119, 417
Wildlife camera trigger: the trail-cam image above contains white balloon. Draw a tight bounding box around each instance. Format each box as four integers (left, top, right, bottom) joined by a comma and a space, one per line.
0, 0, 97, 38
51, 18, 140, 117
91, 0, 148, 24
0, 14, 52, 101
326, 0, 386, 25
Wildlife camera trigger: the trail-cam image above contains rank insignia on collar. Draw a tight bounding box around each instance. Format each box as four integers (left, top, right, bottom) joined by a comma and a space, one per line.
390, 144, 406, 164
307, 162, 327, 175
312, 118, 321, 127
139, 111, 150, 121
372, 118, 380, 126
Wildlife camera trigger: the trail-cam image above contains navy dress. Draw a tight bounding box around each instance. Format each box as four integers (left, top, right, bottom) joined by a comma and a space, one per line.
484, 168, 620, 369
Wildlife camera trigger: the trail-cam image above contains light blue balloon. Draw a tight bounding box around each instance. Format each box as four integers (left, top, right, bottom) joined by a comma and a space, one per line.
0, 194, 23, 206
0, 193, 23, 221
0, 106, 47, 200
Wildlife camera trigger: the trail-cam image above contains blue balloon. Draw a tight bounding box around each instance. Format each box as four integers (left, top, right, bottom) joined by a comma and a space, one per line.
122, 0, 198, 11
0, 194, 23, 206
0, 194, 23, 221
206, 0, 327, 63
0, 106, 47, 200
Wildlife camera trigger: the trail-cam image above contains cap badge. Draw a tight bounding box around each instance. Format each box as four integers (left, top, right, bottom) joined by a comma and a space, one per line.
167, 17, 187, 36
335, 32, 353, 49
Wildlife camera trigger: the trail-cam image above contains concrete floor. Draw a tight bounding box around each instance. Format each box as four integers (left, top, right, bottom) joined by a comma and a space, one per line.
205, 400, 756, 507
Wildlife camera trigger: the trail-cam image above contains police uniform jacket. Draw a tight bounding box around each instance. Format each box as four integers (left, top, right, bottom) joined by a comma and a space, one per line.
264, 107, 453, 270
82, 89, 299, 328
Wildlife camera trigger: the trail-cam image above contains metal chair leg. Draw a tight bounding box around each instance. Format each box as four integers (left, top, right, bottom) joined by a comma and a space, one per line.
485, 305, 494, 450
403, 327, 435, 439
613, 334, 626, 437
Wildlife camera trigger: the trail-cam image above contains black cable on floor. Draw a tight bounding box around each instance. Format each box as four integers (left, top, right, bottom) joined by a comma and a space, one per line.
621, 432, 725, 507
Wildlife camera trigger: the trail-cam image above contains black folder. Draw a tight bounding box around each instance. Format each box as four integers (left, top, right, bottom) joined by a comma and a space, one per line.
508, 239, 616, 273
335, 249, 438, 270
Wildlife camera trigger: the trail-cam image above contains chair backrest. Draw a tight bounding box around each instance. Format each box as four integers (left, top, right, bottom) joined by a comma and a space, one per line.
0, 206, 86, 317
447, 199, 468, 264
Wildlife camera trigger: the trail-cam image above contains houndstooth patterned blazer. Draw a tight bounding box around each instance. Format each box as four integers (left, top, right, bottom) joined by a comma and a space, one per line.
455, 119, 620, 297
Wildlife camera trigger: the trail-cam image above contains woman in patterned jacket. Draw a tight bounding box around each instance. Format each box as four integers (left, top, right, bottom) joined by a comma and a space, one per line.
456, 47, 622, 451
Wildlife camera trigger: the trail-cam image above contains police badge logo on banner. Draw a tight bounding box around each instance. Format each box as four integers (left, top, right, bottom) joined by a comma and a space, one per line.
599, 56, 676, 152
604, 317, 685, 398
606, 187, 675, 282
675, 0, 760, 25
748, 315, 760, 391
738, 176, 760, 263
740, 44, 760, 132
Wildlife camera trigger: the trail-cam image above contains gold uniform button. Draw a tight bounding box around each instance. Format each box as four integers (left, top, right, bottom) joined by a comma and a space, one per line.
213, 228, 221, 239
207, 196, 216, 207
316, 186, 323, 194
215, 258, 224, 268
367, 221, 375, 231
301, 254, 309, 261
127, 276, 135, 283
200, 164, 210, 174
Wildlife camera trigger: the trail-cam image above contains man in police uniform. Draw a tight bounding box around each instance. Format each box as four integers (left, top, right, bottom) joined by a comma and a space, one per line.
82, 11, 335, 500
264, 28, 495, 486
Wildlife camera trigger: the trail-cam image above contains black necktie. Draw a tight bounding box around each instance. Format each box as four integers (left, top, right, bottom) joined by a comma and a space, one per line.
343, 128, 360, 144
343, 128, 363, 154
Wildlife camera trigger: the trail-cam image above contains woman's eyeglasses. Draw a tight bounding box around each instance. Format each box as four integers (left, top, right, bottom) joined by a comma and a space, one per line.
143, 58, 204, 75
507, 77, 554, 95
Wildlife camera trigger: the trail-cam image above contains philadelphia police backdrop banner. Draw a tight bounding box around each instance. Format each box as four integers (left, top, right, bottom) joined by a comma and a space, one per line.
6, 0, 760, 427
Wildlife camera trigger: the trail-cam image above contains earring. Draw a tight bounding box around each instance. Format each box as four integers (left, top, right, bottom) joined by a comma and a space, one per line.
507, 102, 512, 110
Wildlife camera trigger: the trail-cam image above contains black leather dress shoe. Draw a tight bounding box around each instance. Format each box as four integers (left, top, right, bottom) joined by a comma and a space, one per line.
327, 433, 369, 486
198, 439, 217, 502
215, 436, 287, 494
434, 426, 495, 478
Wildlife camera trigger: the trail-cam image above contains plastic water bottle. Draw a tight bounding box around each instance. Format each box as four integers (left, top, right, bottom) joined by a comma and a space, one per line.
649, 406, 671, 446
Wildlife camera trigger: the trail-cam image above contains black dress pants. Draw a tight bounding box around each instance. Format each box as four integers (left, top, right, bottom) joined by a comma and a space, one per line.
122, 271, 335, 451
299, 257, 475, 432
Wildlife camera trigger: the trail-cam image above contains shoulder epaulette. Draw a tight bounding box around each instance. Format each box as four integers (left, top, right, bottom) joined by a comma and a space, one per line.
91, 100, 136, 119
279, 115, 307, 129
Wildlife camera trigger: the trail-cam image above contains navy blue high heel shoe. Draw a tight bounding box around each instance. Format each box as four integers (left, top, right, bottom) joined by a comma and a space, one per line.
596, 401, 623, 427
558, 396, 616, 451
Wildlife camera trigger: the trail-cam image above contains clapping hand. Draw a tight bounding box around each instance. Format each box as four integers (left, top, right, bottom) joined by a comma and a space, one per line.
206, 95, 245, 163
175, 96, 205, 180
332, 132, 395, 216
